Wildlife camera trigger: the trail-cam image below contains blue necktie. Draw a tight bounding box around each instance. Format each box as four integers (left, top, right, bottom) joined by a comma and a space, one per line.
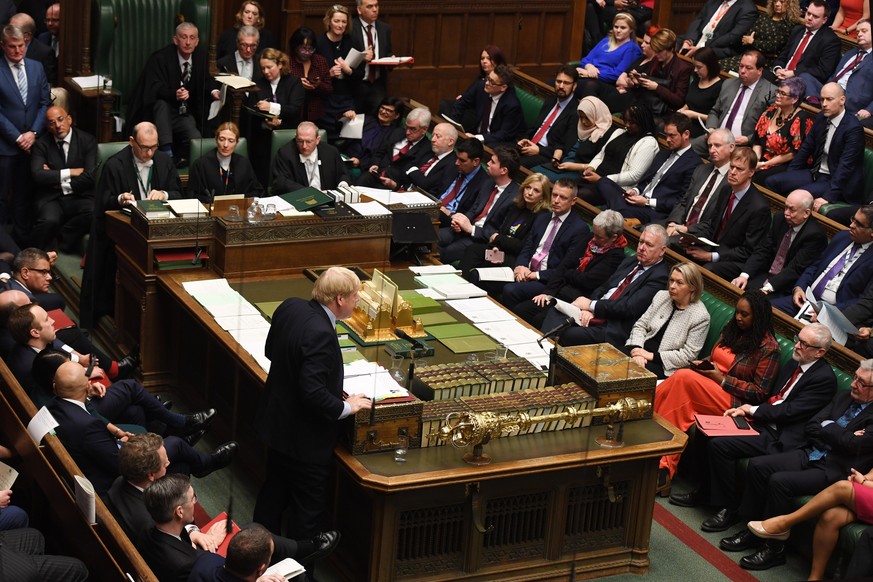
14, 62, 27, 103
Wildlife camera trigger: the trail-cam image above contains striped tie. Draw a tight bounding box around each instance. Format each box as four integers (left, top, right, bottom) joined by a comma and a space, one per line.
14, 62, 26, 103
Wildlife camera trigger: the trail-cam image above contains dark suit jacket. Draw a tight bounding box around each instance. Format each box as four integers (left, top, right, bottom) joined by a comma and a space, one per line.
249, 75, 305, 130
188, 555, 245, 582
603, 147, 702, 221
525, 96, 579, 159
515, 211, 590, 283
473, 89, 527, 145
680, 0, 758, 58
30, 127, 98, 202
705, 77, 776, 142
752, 358, 837, 452
589, 257, 671, 348
370, 129, 433, 175
690, 183, 771, 265
772, 25, 842, 84
664, 163, 726, 225
272, 141, 350, 193
126, 44, 211, 131
398, 152, 457, 194
793, 231, 873, 310
141, 527, 211, 582
463, 181, 521, 243
349, 18, 392, 84
188, 151, 264, 201
256, 298, 344, 465
741, 214, 827, 293
843, 279, 873, 326
438, 165, 490, 217
829, 48, 873, 114
787, 110, 865, 204
80, 147, 182, 327
0, 57, 50, 156
47, 397, 121, 493
543, 241, 627, 299
25, 37, 55, 86
216, 52, 263, 83
106, 477, 152, 545
2, 276, 65, 311
804, 390, 873, 481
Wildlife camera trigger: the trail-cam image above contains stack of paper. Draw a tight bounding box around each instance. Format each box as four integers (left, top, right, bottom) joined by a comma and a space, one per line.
409, 265, 460, 275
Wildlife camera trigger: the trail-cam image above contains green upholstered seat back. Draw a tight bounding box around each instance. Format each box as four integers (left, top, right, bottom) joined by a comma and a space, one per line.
268, 129, 328, 192
189, 138, 249, 163
90, 0, 210, 112
775, 334, 796, 368
700, 292, 733, 356
513, 87, 543, 130
96, 141, 130, 183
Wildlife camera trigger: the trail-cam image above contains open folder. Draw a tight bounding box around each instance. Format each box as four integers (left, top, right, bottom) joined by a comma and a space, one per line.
694, 414, 759, 437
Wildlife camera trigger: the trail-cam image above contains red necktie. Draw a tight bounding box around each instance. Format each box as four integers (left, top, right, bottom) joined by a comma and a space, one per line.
606, 264, 641, 300
532, 103, 561, 145
716, 192, 736, 239
440, 174, 464, 207
392, 142, 411, 162
365, 24, 376, 82
786, 31, 812, 71
473, 186, 499, 223
769, 366, 801, 404
419, 156, 438, 175
834, 51, 865, 81
686, 168, 720, 226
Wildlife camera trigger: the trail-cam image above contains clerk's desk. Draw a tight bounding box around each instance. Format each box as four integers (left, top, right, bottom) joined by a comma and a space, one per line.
104, 209, 395, 387
156, 268, 686, 581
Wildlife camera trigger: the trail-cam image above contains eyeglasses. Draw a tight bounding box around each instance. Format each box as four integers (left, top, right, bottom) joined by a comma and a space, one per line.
776, 89, 794, 98
793, 335, 823, 350
853, 374, 873, 389
298, 46, 316, 53
405, 125, 425, 133
134, 141, 158, 153
239, 42, 259, 50
46, 116, 68, 127
851, 218, 872, 229
27, 268, 51, 275
485, 77, 506, 86
554, 79, 574, 86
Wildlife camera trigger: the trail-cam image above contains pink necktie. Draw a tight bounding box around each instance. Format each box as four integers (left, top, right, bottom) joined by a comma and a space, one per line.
530, 216, 561, 272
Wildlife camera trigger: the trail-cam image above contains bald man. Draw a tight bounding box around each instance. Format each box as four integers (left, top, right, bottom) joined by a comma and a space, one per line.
764, 83, 865, 211
29, 106, 97, 253
80, 121, 184, 327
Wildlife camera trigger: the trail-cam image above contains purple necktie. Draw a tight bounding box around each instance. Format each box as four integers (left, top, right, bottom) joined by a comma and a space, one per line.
812, 243, 858, 298
530, 216, 561, 272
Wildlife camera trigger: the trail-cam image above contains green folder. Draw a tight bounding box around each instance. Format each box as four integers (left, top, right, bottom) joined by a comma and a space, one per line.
342, 349, 367, 364
427, 322, 481, 340
398, 290, 442, 314
416, 312, 457, 326
280, 187, 334, 211
441, 335, 497, 354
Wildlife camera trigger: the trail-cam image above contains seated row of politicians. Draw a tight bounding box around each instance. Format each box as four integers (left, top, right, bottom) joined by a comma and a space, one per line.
0, 285, 340, 580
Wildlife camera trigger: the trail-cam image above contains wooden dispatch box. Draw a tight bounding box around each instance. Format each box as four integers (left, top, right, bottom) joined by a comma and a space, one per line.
344, 398, 424, 455
552, 343, 656, 418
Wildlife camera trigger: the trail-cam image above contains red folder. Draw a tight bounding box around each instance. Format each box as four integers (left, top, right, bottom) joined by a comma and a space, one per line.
200, 511, 241, 557
695, 414, 760, 437
48, 308, 75, 331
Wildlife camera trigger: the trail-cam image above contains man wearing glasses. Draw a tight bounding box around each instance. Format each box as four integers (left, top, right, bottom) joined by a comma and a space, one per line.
80, 121, 183, 327
355, 107, 432, 187
772, 205, 873, 317
272, 121, 349, 193
516, 65, 580, 168
29, 105, 97, 254
450, 64, 526, 146
671, 324, 836, 527
717, 358, 873, 571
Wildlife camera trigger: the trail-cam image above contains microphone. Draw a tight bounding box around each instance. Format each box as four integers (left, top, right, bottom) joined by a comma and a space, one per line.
537, 317, 573, 347
225, 496, 233, 534
394, 328, 425, 352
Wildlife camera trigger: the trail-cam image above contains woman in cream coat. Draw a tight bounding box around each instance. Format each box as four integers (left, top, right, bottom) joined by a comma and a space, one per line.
625, 262, 710, 378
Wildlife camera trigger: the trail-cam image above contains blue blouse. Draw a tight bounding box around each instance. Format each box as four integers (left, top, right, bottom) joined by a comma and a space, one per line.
579, 38, 642, 83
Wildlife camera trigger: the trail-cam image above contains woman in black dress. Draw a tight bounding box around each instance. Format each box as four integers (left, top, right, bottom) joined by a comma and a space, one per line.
315, 4, 359, 136
340, 96, 405, 170
188, 122, 264, 202
678, 47, 723, 138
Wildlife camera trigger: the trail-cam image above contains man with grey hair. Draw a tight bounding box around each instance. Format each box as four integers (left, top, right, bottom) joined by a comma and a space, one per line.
730, 189, 827, 297
9, 12, 55, 85
355, 107, 432, 188
666, 128, 735, 236
538, 223, 669, 347
0, 24, 51, 244
717, 355, 871, 572
126, 22, 217, 167
272, 121, 350, 193
217, 25, 261, 82
350, 0, 392, 114
383, 122, 458, 193
254, 267, 371, 539
672, 323, 836, 523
